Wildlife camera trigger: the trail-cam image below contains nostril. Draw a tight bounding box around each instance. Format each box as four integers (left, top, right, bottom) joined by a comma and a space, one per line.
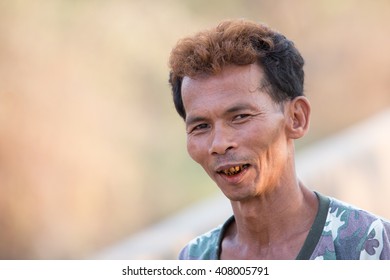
210, 144, 234, 155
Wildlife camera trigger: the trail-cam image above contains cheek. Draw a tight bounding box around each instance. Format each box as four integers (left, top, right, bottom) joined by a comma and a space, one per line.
250, 122, 288, 159
186, 138, 205, 164
262, 133, 289, 167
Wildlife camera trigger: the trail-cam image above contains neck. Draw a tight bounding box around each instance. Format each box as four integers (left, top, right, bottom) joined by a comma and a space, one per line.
230, 181, 317, 249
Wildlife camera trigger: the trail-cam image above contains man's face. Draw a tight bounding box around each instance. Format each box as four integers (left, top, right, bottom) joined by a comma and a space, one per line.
181, 64, 292, 201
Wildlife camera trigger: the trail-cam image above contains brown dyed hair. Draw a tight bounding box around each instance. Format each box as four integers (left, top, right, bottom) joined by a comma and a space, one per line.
168, 19, 305, 119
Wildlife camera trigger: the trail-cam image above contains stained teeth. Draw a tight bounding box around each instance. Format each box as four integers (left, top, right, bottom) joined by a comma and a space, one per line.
221, 165, 244, 176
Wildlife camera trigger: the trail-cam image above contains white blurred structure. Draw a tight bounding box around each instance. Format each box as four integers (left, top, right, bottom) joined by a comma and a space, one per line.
296, 108, 390, 218
93, 108, 390, 259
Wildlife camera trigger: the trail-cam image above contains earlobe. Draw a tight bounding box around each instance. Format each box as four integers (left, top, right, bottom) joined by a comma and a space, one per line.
286, 96, 311, 139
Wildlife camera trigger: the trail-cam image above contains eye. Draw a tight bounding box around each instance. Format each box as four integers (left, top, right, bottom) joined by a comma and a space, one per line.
195, 123, 209, 130
233, 114, 250, 122
188, 123, 209, 134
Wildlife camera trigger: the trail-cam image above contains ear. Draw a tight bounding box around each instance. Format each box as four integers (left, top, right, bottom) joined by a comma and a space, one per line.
285, 96, 311, 139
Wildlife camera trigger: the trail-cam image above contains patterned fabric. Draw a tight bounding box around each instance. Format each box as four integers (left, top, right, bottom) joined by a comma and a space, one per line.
178, 193, 390, 260
311, 197, 390, 259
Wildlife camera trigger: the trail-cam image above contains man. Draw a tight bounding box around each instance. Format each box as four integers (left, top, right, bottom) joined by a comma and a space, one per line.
167, 19, 390, 260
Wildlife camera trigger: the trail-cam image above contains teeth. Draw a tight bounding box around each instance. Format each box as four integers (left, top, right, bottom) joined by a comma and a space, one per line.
221, 165, 246, 176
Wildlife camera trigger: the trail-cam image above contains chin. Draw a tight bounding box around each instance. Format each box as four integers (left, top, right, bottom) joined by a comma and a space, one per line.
219, 187, 254, 202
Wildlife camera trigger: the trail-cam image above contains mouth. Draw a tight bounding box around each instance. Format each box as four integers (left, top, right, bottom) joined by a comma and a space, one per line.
217, 164, 250, 176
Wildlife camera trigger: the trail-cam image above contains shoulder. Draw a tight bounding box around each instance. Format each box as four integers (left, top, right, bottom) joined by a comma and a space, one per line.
178, 225, 223, 260
178, 216, 234, 260
326, 196, 390, 259
327, 196, 390, 228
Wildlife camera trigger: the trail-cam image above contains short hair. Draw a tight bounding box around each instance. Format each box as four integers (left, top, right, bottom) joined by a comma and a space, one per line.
168, 19, 305, 119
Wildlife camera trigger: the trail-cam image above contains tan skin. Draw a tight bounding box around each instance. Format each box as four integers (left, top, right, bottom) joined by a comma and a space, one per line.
181, 63, 318, 259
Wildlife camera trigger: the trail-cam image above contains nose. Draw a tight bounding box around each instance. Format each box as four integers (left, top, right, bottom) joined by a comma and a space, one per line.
208, 124, 237, 155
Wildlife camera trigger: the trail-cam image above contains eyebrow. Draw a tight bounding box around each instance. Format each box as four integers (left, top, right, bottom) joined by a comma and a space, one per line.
185, 115, 208, 127
225, 103, 256, 114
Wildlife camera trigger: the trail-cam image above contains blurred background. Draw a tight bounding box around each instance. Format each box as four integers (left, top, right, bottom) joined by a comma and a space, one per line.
0, 0, 389, 259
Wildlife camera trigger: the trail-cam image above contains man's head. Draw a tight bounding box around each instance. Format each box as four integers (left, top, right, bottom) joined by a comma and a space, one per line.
168, 19, 311, 200
168, 19, 305, 120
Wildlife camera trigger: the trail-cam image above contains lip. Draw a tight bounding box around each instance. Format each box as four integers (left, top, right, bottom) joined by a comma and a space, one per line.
215, 163, 249, 173
215, 163, 250, 185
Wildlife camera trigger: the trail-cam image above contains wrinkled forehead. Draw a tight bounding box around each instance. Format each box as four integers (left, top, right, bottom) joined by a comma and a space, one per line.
181, 64, 279, 119
181, 64, 265, 94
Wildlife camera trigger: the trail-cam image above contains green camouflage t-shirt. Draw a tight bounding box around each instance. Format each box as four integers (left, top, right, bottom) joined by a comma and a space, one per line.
178, 192, 390, 260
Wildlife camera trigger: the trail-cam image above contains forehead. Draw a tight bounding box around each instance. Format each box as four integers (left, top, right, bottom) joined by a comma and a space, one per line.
182, 64, 263, 94
181, 64, 266, 115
